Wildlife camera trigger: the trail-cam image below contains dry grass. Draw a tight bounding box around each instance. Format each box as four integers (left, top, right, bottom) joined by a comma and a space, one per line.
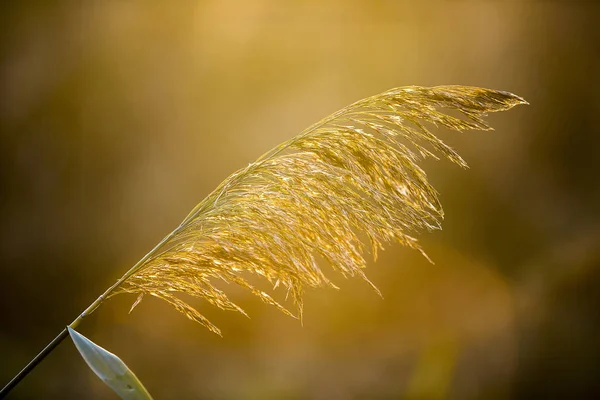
111, 85, 526, 335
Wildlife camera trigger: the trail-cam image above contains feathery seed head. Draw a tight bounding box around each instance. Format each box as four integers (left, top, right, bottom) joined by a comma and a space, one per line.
112, 85, 526, 335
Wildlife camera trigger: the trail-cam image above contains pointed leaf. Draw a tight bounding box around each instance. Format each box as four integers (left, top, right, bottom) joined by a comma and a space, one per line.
68, 327, 153, 400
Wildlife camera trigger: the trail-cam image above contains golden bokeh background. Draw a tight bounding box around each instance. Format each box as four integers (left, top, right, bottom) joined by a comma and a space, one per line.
1, 1, 599, 399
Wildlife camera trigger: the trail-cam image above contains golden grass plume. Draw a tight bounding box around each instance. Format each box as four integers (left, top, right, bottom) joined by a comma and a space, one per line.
111, 85, 526, 335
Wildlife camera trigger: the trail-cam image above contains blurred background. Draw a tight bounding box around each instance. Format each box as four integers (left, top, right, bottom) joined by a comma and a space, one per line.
1, 1, 599, 399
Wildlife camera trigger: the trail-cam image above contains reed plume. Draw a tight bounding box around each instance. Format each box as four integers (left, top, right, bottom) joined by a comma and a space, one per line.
102, 85, 526, 335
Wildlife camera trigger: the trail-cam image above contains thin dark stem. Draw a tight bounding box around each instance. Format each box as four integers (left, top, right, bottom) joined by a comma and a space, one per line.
0, 328, 69, 399
0, 228, 179, 398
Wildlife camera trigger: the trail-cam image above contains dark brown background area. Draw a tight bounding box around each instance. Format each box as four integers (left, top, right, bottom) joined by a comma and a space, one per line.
1, 1, 599, 399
